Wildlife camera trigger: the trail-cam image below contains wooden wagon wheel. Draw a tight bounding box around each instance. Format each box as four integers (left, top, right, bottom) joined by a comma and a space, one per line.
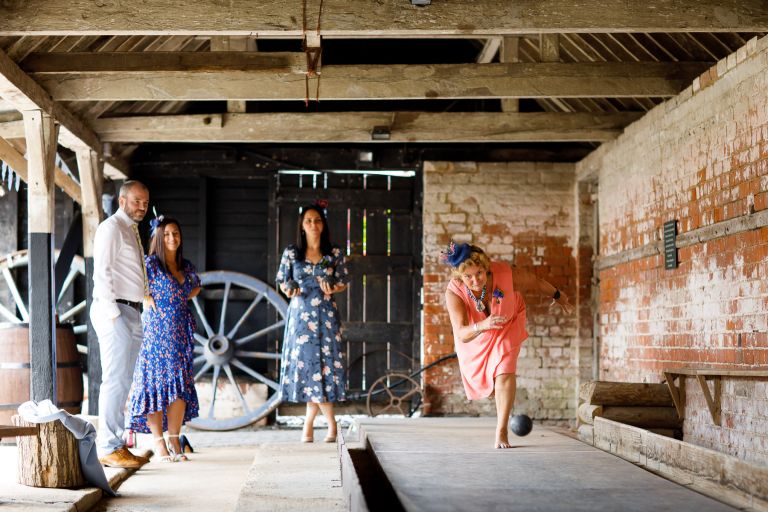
366, 372, 422, 417
189, 270, 288, 430
0, 249, 87, 337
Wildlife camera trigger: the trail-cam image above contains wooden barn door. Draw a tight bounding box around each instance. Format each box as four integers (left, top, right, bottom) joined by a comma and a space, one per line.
269, 171, 422, 400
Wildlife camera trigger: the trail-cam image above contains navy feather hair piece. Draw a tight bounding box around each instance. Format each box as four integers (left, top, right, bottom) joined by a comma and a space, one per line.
149, 207, 164, 237
441, 240, 472, 267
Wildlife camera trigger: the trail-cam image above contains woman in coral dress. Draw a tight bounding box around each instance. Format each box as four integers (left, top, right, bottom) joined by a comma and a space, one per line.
443, 242, 572, 448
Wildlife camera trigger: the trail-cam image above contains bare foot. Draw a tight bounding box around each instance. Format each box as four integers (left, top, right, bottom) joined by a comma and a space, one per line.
495, 429, 512, 449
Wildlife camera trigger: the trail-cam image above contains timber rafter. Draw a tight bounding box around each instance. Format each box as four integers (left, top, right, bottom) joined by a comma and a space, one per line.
90, 112, 643, 143
21, 57, 710, 101
1, 1, 767, 36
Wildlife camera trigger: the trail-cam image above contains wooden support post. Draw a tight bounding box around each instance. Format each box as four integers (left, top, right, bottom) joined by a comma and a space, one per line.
663, 372, 686, 420
696, 375, 721, 426
75, 147, 103, 415
500, 37, 519, 113
23, 110, 59, 404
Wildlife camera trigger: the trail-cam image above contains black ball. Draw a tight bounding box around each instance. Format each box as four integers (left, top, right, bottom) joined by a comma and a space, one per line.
321, 275, 338, 288
284, 280, 299, 292
509, 414, 533, 437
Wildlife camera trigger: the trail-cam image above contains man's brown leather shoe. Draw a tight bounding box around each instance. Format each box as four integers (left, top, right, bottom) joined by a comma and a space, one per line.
116, 446, 149, 465
99, 447, 143, 469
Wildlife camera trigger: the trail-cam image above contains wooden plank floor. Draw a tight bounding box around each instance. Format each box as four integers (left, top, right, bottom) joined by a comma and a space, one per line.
356, 418, 737, 512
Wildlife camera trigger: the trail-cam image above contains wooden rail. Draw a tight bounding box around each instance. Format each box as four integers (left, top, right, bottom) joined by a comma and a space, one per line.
0, 424, 38, 439
663, 367, 768, 426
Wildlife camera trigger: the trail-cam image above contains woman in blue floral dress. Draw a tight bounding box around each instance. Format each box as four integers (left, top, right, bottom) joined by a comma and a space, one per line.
128, 217, 201, 462
276, 204, 349, 443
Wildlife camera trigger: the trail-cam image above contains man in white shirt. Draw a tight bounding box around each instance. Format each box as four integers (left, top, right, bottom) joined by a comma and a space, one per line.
90, 180, 150, 469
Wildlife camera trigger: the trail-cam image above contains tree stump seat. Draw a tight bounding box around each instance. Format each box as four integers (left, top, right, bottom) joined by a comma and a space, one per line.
11, 415, 85, 488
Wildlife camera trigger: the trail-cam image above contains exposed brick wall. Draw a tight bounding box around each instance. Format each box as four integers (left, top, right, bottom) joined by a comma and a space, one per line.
422, 161, 583, 423
576, 36, 768, 463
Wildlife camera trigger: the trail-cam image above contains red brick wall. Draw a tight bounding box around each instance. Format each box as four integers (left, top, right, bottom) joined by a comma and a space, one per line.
421, 161, 583, 422
577, 36, 768, 465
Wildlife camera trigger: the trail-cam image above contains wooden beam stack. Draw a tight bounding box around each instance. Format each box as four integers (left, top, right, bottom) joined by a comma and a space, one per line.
577, 381, 681, 444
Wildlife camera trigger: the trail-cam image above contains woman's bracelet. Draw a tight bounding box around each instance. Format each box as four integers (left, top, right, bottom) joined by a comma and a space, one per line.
473, 322, 479, 333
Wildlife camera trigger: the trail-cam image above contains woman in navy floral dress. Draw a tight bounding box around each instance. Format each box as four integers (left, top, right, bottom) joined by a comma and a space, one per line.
128, 217, 201, 462
276, 204, 349, 443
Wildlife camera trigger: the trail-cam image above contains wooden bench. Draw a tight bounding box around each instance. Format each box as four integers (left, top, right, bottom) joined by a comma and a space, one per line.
662, 368, 768, 426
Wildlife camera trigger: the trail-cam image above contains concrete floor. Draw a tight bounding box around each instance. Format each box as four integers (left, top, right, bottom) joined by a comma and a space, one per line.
91, 445, 253, 512
1, 419, 744, 512
355, 418, 738, 512
0, 428, 344, 512
0, 445, 150, 511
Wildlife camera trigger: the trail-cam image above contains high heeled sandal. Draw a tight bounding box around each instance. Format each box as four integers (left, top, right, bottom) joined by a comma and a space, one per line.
154, 437, 176, 463
167, 434, 189, 461
178, 434, 194, 454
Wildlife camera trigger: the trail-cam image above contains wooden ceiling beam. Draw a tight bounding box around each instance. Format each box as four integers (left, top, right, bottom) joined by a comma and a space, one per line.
21, 51, 306, 73
90, 111, 643, 143
1, 1, 766, 35
0, 48, 128, 179
25, 60, 710, 101
0, 48, 101, 151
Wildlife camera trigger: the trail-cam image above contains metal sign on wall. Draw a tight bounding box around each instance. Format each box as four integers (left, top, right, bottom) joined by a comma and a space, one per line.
664, 220, 678, 269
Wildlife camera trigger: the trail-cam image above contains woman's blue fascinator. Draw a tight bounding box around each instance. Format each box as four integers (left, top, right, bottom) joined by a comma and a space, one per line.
149, 207, 164, 237
441, 240, 471, 267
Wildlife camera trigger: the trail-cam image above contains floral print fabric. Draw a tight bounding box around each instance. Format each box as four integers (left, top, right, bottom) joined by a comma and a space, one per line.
127, 255, 201, 433
276, 245, 349, 403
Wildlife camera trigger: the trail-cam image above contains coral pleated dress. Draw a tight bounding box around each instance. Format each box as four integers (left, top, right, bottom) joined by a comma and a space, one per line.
446, 261, 528, 400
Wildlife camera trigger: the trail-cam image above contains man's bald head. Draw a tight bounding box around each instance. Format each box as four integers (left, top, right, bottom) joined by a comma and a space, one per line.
118, 180, 149, 222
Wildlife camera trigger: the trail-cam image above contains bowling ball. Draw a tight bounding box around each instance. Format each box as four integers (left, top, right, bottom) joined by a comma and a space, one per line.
284, 280, 300, 292
510, 414, 533, 436
321, 275, 338, 288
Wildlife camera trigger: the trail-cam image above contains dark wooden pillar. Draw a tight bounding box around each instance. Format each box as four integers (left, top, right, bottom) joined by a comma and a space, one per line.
23, 110, 59, 403
75, 148, 103, 414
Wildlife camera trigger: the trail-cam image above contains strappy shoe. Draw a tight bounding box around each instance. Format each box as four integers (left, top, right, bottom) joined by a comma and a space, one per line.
154, 437, 176, 463
167, 434, 189, 461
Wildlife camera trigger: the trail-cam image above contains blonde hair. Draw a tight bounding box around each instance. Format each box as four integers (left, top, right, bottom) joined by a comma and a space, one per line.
450, 245, 490, 278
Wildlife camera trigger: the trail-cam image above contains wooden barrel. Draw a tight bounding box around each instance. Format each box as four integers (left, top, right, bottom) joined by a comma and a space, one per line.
0, 323, 84, 425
